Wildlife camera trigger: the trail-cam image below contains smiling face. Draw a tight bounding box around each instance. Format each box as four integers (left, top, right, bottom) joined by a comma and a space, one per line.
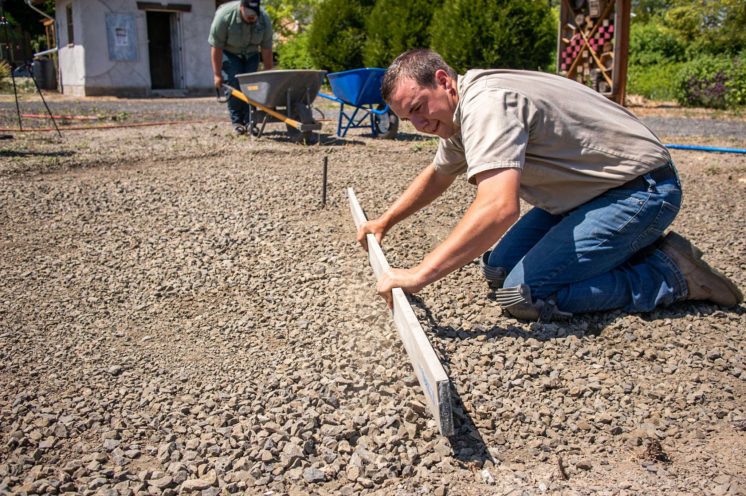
388, 69, 459, 139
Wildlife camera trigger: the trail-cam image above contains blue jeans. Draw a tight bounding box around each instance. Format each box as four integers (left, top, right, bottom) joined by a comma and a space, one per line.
222, 51, 260, 125
486, 163, 687, 314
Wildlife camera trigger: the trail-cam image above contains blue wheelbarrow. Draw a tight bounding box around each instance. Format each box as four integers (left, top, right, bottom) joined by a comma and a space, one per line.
318, 68, 399, 139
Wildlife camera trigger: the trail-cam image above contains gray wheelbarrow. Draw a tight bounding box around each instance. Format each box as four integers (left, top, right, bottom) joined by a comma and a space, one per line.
222, 69, 326, 144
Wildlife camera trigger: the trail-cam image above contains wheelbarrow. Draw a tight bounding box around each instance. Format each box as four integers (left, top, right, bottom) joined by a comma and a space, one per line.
318, 68, 399, 139
219, 69, 326, 143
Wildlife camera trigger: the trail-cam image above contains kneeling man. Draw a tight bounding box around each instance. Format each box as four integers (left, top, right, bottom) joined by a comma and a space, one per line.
357, 49, 742, 320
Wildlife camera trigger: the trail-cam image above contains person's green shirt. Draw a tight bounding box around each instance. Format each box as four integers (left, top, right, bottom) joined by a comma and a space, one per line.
208, 1, 273, 56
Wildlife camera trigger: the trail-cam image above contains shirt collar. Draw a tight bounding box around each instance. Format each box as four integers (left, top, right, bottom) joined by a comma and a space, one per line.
452, 74, 464, 132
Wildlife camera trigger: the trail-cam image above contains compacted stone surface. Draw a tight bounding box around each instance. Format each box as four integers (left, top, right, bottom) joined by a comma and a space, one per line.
1, 100, 744, 495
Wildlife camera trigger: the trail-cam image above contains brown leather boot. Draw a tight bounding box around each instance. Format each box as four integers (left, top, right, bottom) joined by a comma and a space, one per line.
659, 231, 743, 307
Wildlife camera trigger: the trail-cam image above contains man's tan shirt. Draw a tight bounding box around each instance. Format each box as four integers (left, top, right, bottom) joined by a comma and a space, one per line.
434, 69, 671, 214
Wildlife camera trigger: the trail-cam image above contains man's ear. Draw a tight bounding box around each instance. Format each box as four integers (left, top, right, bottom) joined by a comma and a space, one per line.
435, 69, 450, 89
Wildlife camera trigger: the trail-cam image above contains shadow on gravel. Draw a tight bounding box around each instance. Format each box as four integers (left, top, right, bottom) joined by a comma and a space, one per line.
252, 130, 366, 147
318, 136, 367, 147
0, 149, 75, 158
447, 385, 497, 468
392, 132, 436, 142
407, 295, 495, 466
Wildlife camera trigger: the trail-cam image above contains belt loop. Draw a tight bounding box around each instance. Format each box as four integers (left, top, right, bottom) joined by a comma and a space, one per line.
643, 173, 657, 192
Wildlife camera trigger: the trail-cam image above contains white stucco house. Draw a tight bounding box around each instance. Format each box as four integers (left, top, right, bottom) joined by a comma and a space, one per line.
54, 0, 229, 96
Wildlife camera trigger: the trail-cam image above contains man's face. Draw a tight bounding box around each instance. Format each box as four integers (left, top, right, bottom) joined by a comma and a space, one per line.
388, 70, 458, 139
240, 6, 259, 23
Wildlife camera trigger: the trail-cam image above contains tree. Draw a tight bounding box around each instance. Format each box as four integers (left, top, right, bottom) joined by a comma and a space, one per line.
307, 0, 374, 72
362, 0, 442, 68
1, 0, 55, 63
263, 0, 321, 39
631, 0, 674, 23
429, 0, 555, 74
665, 0, 746, 55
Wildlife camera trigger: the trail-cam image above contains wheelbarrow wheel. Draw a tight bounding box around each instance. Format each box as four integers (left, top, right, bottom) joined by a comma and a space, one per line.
373, 105, 399, 139
286, 125, 316, 145
286, 103, 318, 145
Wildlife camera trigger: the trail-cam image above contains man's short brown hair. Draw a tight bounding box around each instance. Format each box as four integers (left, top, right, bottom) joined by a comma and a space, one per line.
381, 49, 457, 103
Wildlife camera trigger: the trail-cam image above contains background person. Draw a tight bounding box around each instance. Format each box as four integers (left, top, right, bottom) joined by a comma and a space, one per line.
209, 0, 273, 135
357, 49, 742, 320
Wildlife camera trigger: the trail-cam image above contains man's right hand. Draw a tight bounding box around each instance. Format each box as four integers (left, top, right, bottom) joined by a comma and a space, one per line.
356, 217, 389, 252
214, 75, 223, 89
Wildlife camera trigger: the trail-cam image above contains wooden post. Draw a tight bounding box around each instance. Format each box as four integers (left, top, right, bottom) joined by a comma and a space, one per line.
347, 188, 454, 436
557, 0, 630, 105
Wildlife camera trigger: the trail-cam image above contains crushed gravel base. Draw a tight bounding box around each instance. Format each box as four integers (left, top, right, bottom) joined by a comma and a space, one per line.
0, 101, 744, 496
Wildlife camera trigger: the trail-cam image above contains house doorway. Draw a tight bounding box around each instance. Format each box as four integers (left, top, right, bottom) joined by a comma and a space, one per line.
146, 11, 183, 89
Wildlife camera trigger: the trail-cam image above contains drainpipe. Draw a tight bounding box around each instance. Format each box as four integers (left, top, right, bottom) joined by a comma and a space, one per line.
24, 0, 54, 22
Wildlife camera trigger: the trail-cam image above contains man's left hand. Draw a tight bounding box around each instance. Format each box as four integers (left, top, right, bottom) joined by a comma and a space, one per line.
377, 267, 427, 309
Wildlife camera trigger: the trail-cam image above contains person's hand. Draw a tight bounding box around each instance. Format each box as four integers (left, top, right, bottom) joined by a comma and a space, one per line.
356, 217, 388, 252
214, 74, 223, 89
376, 267, 427, 309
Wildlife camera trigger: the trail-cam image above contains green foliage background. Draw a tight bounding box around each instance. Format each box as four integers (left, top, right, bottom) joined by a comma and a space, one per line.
429, 0, 555, 73
362, 0, 442, 68
627, 0, 746, 107
306, 0, 374, 73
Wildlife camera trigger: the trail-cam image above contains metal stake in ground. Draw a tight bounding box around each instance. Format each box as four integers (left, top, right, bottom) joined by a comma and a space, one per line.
321, 156, 328, 207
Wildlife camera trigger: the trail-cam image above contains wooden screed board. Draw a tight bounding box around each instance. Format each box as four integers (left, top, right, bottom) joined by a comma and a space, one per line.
347, 188, 454, 436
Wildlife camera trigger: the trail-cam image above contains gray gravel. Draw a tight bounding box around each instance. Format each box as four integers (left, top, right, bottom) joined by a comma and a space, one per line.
640, 116, 746, 140
0, 100, 744, 495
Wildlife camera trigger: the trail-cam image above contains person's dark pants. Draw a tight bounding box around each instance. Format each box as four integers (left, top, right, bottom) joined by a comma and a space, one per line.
222, 51, 260, 126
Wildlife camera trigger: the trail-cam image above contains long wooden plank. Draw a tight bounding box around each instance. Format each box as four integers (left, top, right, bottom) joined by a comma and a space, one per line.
347, 188, 454, 436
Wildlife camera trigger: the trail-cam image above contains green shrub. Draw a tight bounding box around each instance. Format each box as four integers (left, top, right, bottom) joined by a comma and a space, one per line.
307, 0, 374, 72
674, 54, 746, 109
627, 62, 683, 101
277, 31, 315, 69
725, 52, 746, 108
629, 21, 685, 68
362, 0, 442, 68
429, 0, 555, 73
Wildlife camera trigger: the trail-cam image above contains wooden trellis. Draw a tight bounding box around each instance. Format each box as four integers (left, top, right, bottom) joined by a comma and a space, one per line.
557, 0, 631, 105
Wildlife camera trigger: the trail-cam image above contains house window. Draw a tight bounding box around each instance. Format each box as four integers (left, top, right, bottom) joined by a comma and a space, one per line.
66, 4, 74, 45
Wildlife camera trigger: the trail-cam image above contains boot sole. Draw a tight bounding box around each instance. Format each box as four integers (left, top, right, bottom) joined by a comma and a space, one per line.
664, 231, 744, 305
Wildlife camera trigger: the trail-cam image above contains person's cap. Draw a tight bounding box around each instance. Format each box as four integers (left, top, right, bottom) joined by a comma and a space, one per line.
240, 0, 260, 10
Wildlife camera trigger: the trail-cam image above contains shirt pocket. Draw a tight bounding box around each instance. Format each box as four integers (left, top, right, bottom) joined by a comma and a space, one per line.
249, 25, 265, 46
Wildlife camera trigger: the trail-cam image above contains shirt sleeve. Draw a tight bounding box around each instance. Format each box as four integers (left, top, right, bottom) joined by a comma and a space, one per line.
460, 88, 532, 184
208, 10, 228, 48
433, 135, 467, 176
260, 12, 273, 49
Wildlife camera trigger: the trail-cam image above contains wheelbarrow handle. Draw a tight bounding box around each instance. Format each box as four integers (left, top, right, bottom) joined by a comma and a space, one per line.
216, 86, 230, 103
219, 83, 312, 132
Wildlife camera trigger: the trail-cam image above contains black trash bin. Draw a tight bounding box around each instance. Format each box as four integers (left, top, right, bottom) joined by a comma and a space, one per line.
32, 58, 57, 90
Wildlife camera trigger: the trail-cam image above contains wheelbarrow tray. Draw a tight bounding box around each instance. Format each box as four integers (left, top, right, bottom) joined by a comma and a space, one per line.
319, 68, 398, 139
326, 68, 386, 106
236, 69, 326, 108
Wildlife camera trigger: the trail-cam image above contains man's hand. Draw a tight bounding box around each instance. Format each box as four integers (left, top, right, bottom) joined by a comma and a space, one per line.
377, 267, 427, 309
356, 217, 389, 252
214, 74, 223, 89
